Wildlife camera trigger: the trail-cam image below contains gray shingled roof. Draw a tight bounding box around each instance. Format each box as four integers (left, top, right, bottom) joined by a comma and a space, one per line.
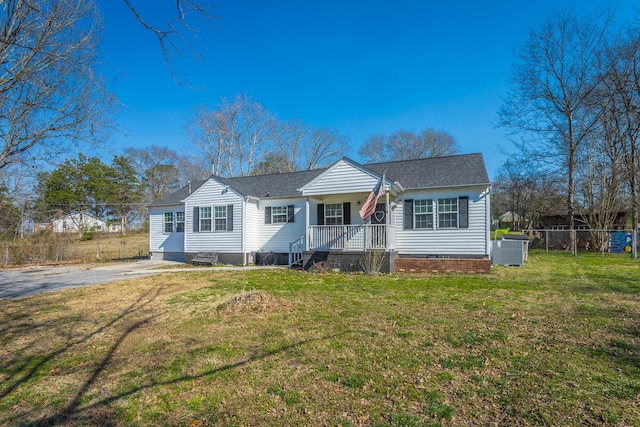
366, 153, 490, 190
148, 181, 206, 207
217, 168, 325, 198
149, 153, 489, 207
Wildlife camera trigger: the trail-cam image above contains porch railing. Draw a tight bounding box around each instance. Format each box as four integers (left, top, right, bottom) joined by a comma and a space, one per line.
308, 224, 395, 251
288, 235, 305, 267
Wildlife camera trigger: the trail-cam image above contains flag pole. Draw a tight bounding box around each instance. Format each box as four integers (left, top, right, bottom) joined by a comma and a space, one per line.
384, 171, 389, 251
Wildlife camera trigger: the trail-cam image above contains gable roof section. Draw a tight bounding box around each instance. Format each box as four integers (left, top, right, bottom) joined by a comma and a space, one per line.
148, 180, 206, 207
297, 157, 384, 195
148, 153, 490, 207
218, 168, 326, 199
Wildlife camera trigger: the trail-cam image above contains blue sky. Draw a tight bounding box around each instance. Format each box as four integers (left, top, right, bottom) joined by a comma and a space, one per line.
96, 0, 636, 179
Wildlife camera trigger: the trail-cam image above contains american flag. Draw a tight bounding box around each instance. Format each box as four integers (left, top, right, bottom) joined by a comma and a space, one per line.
359, 175, 384, 221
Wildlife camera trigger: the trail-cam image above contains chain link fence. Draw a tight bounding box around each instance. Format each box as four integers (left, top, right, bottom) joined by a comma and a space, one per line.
1, 233, 150, 266
522, 229, 638, 257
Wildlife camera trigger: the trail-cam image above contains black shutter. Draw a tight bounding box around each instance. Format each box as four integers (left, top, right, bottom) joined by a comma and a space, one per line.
403, 199, 413, 230
459, 196, 469, 229
193, 207, 199, 232
287, 205, 295, 223
265, 206, 271, 224
317, 204, 324, 225
343, 202, 351, 225
227, 204, 234, 231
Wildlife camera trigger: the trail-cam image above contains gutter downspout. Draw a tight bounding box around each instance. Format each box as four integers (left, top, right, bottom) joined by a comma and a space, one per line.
305, 197, 310, 251
242, 196, 247, 265
486, 186, 491, 257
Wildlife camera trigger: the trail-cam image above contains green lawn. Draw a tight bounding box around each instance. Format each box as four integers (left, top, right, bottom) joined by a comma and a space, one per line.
1, 251, 639, 426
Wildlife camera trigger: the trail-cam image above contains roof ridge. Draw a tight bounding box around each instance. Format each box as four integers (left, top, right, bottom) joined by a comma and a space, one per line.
364, 152, 482, 168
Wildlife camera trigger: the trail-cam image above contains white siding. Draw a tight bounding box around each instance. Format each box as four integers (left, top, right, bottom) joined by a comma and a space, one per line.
302, 160, 380, 196
184, 179, 243, 253
395, 186, 490, 256
149, 206, 185, 253
245, 200, 259, 251
51, 214, 107, 233
256, 198, 306, 252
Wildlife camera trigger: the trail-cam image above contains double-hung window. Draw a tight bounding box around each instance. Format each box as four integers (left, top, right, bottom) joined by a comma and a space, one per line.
176, 211, 185, 232
325, 203, 343, 225
194, 205, 233, 232
404, 197, 468, 230
438, 198, 458, 228
164, 212, 174, 233
214, 206, 227, 231
271, 206, 288, 224
200, 207, 212, 232
414, 199, 433, 229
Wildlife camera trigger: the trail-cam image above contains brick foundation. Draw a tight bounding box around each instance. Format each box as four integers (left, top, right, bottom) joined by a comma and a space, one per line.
395, 257, 491, 274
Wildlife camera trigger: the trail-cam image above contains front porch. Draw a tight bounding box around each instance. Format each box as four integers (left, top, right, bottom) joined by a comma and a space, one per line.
287, 224, 397, 272
307, 224, 396, 251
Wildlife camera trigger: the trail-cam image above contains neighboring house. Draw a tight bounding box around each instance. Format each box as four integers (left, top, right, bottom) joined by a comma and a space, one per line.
539, 210, 628, 230
40, 213, 122, 233
148, 154, 492, 273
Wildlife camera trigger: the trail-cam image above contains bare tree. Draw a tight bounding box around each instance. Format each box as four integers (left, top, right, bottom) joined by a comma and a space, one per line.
497, 8, 613, 245
575, 123, 625, 250
359, 128, 459, 163
302, 127, 349, 170
0, 167, 33, 239
492, 159, 563, 230
0, 0, 115, 171
185, 94, 277, 177
358, 134, 386, 163
271, 119, 308, 172
124, 145, 201, 202
599, 25, 640, 236
273, 119, 349, 171
184, 106, 229, 176
122, 0, 218, 82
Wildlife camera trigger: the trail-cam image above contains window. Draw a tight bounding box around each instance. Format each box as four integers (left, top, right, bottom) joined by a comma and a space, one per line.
164, 212, 174, 233
176, 211, 185, 232
271, 206, 288, 223
265, 205, 295, 224
200, 207, 212, 232
214, 206, 227, 231
325, 203, 343, 225
414, 199, 433, 229
438, 198, 458, 228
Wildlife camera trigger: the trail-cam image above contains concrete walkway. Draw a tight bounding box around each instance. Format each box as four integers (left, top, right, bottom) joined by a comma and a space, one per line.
0, 261, 284, 300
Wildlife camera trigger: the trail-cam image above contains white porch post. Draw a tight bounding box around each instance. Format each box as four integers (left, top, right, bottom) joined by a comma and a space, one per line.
305, 197, 310, 251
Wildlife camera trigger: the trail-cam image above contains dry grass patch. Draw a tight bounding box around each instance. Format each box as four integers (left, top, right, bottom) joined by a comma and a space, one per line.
216, 291, 288, 315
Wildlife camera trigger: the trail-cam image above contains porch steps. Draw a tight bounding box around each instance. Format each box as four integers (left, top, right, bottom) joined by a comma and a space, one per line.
288, 235, 305, 268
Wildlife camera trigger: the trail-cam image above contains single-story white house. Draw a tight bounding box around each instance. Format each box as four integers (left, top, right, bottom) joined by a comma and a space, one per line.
148, 154, 492, 273
42, 213, 121, 234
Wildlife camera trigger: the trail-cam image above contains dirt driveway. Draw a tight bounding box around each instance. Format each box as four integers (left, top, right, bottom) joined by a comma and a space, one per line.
0, 261, 284, 300
0, 260, 186, 299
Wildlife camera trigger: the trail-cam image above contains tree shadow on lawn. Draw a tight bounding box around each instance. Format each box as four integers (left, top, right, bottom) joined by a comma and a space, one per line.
27, 332, 343, 426
2, 286, 344, 426
572, 313, 640, 392
1, 287, 159, 397
590, 324, 640, 372
1, 286, 165, 426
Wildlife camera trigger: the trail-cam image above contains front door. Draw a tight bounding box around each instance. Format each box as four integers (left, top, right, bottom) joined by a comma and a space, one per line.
371, 203, 386, 225
369, 203, 386, 248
